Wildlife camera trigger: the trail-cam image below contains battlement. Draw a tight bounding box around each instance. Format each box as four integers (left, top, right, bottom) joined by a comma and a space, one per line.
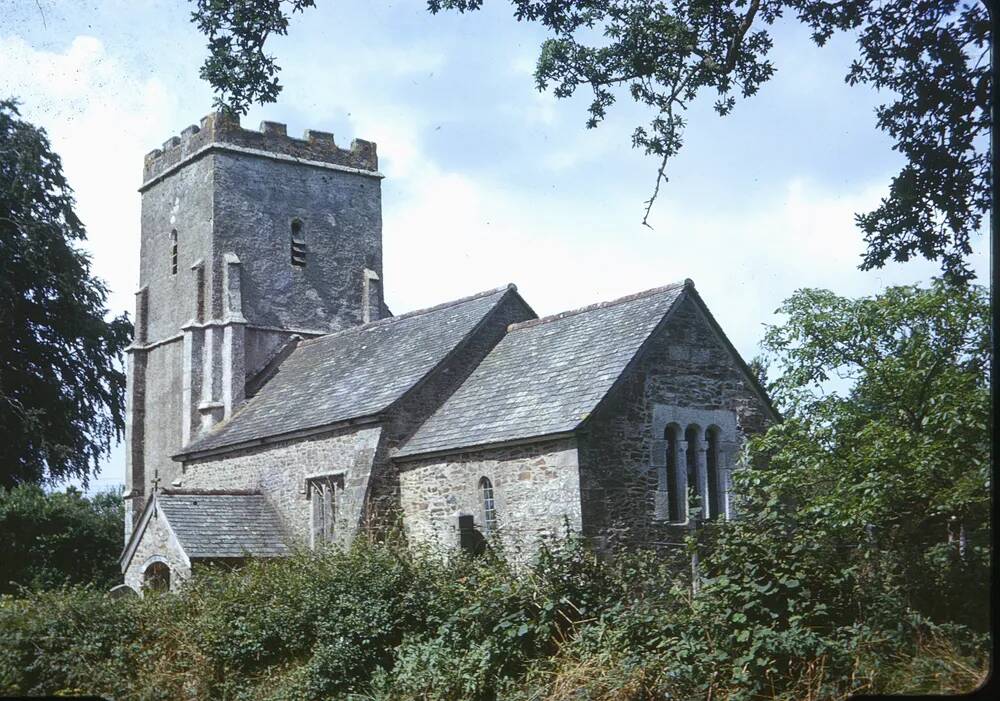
142, 111, 378, 185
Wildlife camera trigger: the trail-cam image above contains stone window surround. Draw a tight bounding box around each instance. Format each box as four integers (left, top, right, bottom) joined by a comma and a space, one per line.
452, 468, 507, 544
479, 476, 498, 536
650, 405, 739, 524
306, 471, 345, 547
141, 555, 171, 591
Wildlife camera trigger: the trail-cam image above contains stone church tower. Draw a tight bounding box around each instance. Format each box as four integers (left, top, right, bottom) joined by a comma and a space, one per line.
124, 112, 386, 540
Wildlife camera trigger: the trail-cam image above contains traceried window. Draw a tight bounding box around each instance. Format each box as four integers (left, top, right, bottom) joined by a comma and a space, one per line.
308, 474, 342, 546
290, 219, 307, 267
479, 477, 498, 536
170, 229, 178, 274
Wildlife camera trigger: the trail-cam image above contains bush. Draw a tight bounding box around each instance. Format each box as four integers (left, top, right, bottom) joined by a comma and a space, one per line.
0, 536, 988, 700
0, 484, 123, 594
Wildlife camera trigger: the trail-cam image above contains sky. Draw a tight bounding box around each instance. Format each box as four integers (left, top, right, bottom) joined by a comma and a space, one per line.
1, 0, 989, 493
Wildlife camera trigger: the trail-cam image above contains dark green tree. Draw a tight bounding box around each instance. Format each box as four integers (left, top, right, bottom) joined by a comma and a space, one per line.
0, 99, 131, 488
744, 277, 990, 628
189, 0, 990, 281
0, 485, 125, 593
191, 0, 316, 116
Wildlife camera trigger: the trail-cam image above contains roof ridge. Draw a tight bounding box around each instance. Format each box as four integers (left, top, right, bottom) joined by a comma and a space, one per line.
299, 283, 517, 347
507, 279, 691, 332
160, 489, 262, 496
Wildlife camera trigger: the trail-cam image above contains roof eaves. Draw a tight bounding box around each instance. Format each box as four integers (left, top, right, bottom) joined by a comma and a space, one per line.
393, 430, 577, 464
174, 413, 383, 462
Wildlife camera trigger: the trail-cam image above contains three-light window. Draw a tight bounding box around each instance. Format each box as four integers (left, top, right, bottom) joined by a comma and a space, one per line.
308, 474, 342, 546
658, 423, 727, 524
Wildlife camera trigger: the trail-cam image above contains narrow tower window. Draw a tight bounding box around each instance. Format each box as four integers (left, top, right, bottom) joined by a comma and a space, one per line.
290, 219, 307, 267
170, 230, 178, 275
479, 477, 498, 536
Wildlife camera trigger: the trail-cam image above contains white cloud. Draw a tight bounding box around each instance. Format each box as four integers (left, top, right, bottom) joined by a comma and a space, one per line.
1, 34, 182, 488
385, 164, 986, 366
0, 34, 177, 317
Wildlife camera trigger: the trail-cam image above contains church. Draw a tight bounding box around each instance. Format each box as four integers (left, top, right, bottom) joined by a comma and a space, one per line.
119, 111, 777, 592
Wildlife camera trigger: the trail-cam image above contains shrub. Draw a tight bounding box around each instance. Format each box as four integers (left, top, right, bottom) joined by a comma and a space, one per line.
0, 484, 124, 594
0, 535, 988, 700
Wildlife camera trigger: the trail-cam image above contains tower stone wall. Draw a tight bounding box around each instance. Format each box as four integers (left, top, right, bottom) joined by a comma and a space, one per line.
125, 112, 384, 541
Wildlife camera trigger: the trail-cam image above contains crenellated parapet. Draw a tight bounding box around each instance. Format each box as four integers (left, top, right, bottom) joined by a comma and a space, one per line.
142, 111, 378, 185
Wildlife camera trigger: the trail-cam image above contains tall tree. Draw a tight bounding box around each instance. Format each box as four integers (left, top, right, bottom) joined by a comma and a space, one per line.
189, 0, 991, 282
0, 99, 131, 488
0, 485, 125, 593
746, 277, 990, 628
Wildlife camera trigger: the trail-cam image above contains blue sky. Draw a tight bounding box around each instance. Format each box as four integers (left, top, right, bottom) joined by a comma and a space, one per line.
1, 0, 989, 492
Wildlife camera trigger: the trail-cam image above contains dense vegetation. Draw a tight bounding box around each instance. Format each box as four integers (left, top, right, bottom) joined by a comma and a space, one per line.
0, 279, 987, 699
0, 99, 131, 488
0, 533, 986, 699
0, 485, 124, 595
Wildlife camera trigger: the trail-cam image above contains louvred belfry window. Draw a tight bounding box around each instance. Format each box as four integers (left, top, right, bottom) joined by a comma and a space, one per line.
291, 219, 307, 267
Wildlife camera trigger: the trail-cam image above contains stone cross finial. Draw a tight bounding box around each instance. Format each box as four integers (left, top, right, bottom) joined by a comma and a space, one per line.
151, 469, 162, 493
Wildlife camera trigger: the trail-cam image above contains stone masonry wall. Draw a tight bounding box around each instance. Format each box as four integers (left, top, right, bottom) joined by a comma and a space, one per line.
212, 150, 382, 333
181, 425, 382, 546
577, 293, 774, 552
397, 438, 581, 558
369, 290, 536, 528
131, 113, 383, 543
123, 507, 191, 593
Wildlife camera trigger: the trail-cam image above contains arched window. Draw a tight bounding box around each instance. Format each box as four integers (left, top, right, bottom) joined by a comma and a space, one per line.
664, 425, 683, 522
170, 230, 178, 275
290, 219, 307, 267
479, 477, 497, 536
685, 425, 702, 520
144, 561, 170, 592
706, 426, 722, 520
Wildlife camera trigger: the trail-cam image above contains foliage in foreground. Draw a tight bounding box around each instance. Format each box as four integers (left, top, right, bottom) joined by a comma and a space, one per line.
0, 529, 987, 701
0, 98, 132, 488
190, 1, 989, 280
0, 485, 124, 595
0, 278, 988, 699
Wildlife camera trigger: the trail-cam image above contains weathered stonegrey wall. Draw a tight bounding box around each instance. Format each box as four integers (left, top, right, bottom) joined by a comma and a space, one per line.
123, 508, 191, 593
181, 425, 382, 545
128, 112, 383, 538
397, 438, 581, 557
212, 151, 383, 332
577, 293, 773, 551
139, 338, 186, 492
139, 156, 215, 340
368, 291, 536, 527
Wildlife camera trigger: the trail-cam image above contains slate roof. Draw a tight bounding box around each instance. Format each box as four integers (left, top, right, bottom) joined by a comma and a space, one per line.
396, 281, 688, 459
178, 286, 519, 456
158, 492, 290, 559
